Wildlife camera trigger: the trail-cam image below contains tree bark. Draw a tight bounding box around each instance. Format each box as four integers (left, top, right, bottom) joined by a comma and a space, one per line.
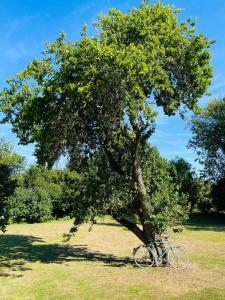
131, 150, 167, 261
132, 151, 154, 243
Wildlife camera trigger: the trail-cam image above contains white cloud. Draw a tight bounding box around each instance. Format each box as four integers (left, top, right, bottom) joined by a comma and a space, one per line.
6, 43, 29, 60
1, 14, 41, 61
210, 81, 225, 91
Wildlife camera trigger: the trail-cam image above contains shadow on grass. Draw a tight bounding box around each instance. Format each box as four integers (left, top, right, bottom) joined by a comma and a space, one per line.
0, 234, 134, 277
2, 215, 224, 278
186, 215, 225, 232
95, 222, 122, 227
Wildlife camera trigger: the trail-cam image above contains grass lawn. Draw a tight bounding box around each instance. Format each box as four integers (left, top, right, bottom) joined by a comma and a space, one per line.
0, 216, 225, 300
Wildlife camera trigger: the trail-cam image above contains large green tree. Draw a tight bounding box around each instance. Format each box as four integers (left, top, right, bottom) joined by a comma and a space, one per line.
169, 158, 212, 213
190, 98, 225, 182
190, 98, 225, 212
68, 144, 189, 240
0, 2, 212, 242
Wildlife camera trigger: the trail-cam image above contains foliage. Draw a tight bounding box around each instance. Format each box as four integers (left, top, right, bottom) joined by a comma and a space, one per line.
0, 3, 212, 166
189, 98, 225, 182
193, 180, 213, 213
69, 148, 133, 228
169, 158, 212, 212
69, 145, 190, 235
0, 139, 24, 231
9, 186, 53, 223
211, 178, 225, 212
52, 169, 81, 218
142, 147, 189, 234
0, 2, 212, 241
9, 166, 81, 223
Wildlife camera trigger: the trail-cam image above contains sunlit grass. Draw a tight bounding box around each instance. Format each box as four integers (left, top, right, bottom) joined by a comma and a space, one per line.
0, 215, 225, 299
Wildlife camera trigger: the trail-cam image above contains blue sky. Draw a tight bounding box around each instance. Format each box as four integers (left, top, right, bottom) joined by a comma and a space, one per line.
0, 0, 225, 169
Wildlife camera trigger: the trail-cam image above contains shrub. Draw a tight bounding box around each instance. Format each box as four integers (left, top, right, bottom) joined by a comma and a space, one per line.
9, 187, 53, 223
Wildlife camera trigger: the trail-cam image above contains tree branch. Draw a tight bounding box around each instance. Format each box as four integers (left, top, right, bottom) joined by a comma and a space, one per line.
103, 147, 126, 176
112, 215, 147, 243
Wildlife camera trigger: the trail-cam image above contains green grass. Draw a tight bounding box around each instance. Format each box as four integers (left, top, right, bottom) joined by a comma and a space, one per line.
0, 216, 225, 300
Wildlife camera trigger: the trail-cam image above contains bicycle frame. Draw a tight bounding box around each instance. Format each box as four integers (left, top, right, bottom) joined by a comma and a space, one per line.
147, 237, 176, 262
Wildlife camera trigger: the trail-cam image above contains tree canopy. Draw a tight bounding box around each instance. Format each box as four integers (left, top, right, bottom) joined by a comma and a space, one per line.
0, 2, 212, 241
190, 98, 225, 182
70, 145, 189, 236
169, 158, 212, 213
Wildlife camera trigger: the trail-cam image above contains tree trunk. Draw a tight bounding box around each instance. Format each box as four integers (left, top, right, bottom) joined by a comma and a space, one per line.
131, 147, 167, 262
132, 153, 154, 243
105, 134, 167, 259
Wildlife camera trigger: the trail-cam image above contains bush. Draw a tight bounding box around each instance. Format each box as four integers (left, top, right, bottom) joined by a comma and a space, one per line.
9, 187, 53, 223
8, 166, 81, 223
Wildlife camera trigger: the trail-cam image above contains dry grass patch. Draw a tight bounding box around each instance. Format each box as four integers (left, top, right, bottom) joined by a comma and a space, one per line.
0, 216, 225, 299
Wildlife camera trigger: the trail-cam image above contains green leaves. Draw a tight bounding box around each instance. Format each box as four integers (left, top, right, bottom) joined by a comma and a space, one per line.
0, 2, 212, 167
141, 145, 189, 234
190, 98, 225, 182
8, 166, 81, 223
169, 158, 212, 213
9, 187, 53, 223
0, 2, 213, 236
0, 140, 24, 231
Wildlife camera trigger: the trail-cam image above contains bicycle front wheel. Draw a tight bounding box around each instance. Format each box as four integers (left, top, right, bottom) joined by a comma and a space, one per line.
168, 246, 189, 270
133, 245, 155, 269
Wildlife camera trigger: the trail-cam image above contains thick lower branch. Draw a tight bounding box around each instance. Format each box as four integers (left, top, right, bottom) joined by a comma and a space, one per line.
113, 215, 147, 244
103, 147, 125, 176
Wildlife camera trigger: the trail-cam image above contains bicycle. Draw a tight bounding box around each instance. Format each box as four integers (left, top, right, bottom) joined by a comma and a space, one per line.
133, 236, 189, 270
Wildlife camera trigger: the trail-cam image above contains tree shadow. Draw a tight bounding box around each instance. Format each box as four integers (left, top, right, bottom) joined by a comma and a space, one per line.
0, 234, 134, 277
95, 222, 122, 227
186, 215, 225, 232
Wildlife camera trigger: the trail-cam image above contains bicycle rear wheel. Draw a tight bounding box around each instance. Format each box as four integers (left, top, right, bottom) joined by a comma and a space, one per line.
133, 245, 155, 269
168, 246, 189, 270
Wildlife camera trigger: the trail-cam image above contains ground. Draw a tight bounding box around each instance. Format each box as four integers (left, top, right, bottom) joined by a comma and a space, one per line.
0, 216, 225, 300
